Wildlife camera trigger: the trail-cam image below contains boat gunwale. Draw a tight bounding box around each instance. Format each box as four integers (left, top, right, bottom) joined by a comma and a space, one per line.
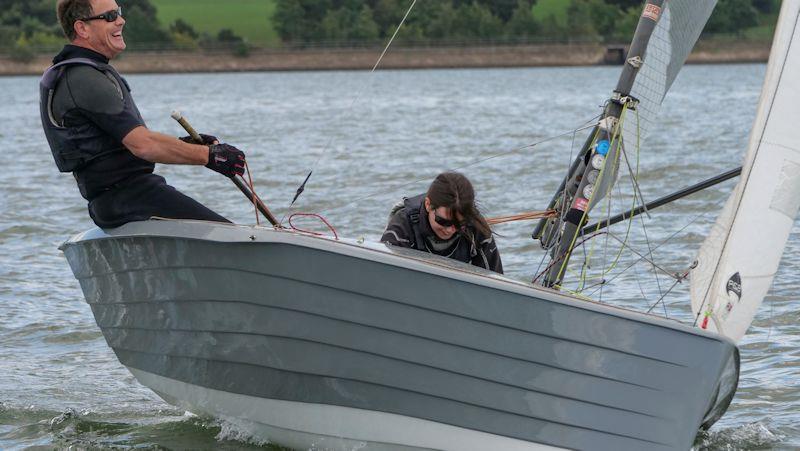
62, 219, 739, 348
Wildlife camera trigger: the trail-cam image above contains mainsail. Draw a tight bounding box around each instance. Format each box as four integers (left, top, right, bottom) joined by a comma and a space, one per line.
691, 0, 800, 343
621, 0, 717, 148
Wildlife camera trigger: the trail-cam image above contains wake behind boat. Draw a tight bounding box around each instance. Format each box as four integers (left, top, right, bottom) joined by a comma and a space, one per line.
62, 219, 738, 450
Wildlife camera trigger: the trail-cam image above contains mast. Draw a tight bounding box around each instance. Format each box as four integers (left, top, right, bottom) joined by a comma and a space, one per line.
534, 0, 666, 288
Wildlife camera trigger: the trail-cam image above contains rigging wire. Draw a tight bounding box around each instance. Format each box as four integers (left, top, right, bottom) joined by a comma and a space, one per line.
536, 116, 594, 280
319, 121, 598, 216
638, 212, 666, 302
281, 0, 419, 223
599, 105, 641, 278
586, 209, 711, 298
598, 154, 617, 302
631, 260, 659, 315
575, 104, 672, 312
552, 104, 627, 289
645, 265, 691, 314
645, 277, 684, 314
628, 107, 665, 302
532, 231, 606, 285
604, 232, 680, 279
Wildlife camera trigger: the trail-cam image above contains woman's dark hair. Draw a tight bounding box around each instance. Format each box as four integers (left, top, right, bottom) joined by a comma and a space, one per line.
57, 0, 94, 41
426, 172, 493, 237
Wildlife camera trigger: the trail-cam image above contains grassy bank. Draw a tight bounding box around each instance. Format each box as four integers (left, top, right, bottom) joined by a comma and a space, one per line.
151, 0, 279, 45
532, 0, 569, 27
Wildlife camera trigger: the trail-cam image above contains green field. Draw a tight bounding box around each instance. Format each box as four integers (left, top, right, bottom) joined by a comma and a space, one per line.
150, 0, 279, 45
531, 0, 569, 27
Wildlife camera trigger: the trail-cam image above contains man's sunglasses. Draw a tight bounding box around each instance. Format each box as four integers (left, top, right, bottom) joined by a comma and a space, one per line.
80, 7, 123, 22
433, 212, 463, 229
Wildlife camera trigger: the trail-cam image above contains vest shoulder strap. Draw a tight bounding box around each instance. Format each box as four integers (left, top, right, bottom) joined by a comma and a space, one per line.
41, 58, 108, 90
403, 194, 427, 251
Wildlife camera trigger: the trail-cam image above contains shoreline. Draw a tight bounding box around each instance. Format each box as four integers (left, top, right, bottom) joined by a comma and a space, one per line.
0, 41, 771, 76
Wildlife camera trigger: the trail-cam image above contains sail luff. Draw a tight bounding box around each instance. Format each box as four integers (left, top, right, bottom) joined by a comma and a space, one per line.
690, 0, 800, 342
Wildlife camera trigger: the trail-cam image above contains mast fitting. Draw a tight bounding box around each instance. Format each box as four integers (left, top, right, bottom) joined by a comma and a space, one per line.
598, 116, 619, 131
626, 55, 644, 68
611, 92, 639, 108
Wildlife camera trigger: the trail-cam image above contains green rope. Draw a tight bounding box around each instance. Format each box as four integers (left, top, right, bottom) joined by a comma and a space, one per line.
600, 104, 642, 277
568, 103, 630, 290
555, 109, 623, 287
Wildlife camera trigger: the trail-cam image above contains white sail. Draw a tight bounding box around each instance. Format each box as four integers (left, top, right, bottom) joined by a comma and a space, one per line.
690, 0, 800, 343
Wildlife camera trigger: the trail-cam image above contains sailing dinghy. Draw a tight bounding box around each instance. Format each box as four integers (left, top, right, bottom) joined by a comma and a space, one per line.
59, 0, 800, 450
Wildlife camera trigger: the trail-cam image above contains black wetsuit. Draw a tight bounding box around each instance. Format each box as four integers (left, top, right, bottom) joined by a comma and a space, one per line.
380, 194, 504, 274
40, 45, 228, 228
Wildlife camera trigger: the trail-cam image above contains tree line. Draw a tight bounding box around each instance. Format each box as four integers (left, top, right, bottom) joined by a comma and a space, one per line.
273, 0, 780, 44
0, 0, 248, 60
0, 0, 781, 60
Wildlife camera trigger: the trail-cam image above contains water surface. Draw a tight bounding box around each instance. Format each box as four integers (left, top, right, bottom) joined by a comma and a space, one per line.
0, 64, 796, 449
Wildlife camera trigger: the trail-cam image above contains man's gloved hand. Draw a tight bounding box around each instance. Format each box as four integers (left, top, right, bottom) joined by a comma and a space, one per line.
180, 134, 218, 145
206, 143, 246, 177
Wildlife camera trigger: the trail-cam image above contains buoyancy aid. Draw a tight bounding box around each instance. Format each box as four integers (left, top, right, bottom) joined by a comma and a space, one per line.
39, 57, 142, 173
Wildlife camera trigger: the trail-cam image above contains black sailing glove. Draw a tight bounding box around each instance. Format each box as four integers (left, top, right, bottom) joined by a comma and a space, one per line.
206, 143, 246, 177
180, 134, 218, 145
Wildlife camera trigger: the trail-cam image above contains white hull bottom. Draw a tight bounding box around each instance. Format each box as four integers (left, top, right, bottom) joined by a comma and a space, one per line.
129, 368, 563, 451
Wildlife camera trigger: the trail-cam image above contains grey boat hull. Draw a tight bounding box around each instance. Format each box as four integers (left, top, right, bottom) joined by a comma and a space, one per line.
62, 220, 739, 450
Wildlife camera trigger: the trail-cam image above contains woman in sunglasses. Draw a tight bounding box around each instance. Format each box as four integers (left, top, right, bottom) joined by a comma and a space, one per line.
381, 172, 503, 274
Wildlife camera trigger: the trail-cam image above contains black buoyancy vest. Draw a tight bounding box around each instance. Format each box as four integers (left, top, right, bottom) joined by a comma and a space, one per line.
403, 194, 479, 265
403, 194, 428, 252
39, 57, 140, 173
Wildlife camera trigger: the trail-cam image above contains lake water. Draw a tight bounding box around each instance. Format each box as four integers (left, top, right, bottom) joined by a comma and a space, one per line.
1, 63, 797, 450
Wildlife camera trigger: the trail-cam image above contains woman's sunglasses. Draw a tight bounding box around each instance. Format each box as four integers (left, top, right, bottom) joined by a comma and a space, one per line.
80, 7, 123, 22
433, 212, 463, 229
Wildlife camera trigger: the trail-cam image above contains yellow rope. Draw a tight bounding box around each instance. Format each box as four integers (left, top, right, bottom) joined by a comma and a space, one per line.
577, 103, 627, 289
600, 104, 642, 277
554, 104, 628, 286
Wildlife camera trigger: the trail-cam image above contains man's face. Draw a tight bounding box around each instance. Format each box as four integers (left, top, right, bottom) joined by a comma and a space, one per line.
80, 0, 126, 59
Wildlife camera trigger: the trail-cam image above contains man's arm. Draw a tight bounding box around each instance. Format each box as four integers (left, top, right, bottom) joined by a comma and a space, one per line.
122, 126, 208, 165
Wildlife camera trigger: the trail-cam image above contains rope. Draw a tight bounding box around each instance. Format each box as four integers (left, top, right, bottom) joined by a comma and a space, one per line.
487, 210, 556, 225
602, 233, 686, 280
288, 213, 339, 240
598, 104, 640, 278
283, 0, 419, 219
553, 104, 628, 286
532, 231, 606, 285
586, 210, 710, 298
539, 119, 592, 283
320, 121, 598, 216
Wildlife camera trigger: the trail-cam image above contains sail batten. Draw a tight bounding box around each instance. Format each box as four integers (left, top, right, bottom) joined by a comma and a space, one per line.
690, 2, 800, 342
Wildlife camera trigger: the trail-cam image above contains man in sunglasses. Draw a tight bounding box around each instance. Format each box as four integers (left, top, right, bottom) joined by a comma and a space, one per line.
39, 0, 245, 228
381, 172, 503, 274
